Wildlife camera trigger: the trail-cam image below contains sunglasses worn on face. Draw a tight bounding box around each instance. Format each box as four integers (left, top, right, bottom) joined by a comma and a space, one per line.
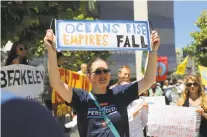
186, 82, 199, 87
92, 69, 110, 75
19, 47, 27, 51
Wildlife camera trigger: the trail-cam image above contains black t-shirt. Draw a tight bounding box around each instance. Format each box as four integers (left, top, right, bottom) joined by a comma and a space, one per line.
66, 81, 139, 137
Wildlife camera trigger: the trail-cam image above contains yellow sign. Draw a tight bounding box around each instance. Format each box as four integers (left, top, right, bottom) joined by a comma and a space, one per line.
176, 56, 189, 75
198, 65, 207, 86
51, 68, 92, 117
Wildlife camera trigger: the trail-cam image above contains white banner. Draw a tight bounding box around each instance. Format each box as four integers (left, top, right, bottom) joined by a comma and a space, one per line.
147, 105, 201, 137
1, 64, 45, 101
143, 96, 166, 105
55, 20, 151, 51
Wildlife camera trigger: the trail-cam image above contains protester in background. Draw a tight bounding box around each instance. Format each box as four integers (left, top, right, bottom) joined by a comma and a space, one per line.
176, 79, 185, 96
77, 63, 87, 75
57, 52, 65, 66
44, 29, 160, 137
169, 79, 173, 86
126, 82, 149, 137
162, 80, 173, 104
5, 41, 28, 66
168, 79, 185, 105
109, 65, 131, 89
43, 52, 65, 112
109, 65, 148, 137
43, 52, 68, 134
142, 90, 149, 97
110, 64, 149, 137
177, 75, 207, 137
117, 65, 131, 83
2, 91, 65, 137
163, 80, 170, 89
163, 79, 184, 105
148, 83, 163, 96
172, 78, 177, 85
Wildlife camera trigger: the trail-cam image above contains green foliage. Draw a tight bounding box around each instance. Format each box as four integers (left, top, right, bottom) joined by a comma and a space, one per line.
2, 1, 83, 56
184, 10, 207, 66
1, 1, 89, 56
1, 1, 111, 70
170, 72, 184, 80
61, 51, 111, 71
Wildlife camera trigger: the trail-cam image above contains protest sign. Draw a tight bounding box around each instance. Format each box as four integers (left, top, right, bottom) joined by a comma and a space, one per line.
51, 67, 92, 117
1, 64, 45, 101
143, 96, 166, 105
147, 105, 201, 137
198, 65, 207, 86
156, 56, 168, 82
55, 20, 151, 51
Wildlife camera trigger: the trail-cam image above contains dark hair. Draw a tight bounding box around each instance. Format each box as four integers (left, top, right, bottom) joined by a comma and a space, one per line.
5, 41, 28, 66
140, 90, 149, 96
87, 57, 106, 74
57, 52, 63, 60
172, 78, 177, 85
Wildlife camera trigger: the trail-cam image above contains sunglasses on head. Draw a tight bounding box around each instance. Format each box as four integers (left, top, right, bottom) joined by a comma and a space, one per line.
186, 82, 199, 87
92, 68, 110, 75
19, 47, 27, 51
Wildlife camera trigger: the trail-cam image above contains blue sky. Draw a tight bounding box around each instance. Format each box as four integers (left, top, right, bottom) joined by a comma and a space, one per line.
174, 1, 207, 48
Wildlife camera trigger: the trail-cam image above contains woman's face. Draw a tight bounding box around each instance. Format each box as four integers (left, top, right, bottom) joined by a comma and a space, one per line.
186, 79, 199, 94
151, 83, 157, 88
16, 44, 27, 57
142, 90, 149, 96
89, 60, 111, 89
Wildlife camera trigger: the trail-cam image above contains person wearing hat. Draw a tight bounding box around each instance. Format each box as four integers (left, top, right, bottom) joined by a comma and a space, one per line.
148, 82, 163, 96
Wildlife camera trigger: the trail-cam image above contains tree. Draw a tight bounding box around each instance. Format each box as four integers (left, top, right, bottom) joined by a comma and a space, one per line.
184, 10, 207, 66
1, 1, 91, 57
61, 51, 111, 71
1, 1, 111, 70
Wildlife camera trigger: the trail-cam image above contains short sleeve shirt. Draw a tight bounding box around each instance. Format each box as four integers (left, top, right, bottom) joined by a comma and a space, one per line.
66, 81, 139, 137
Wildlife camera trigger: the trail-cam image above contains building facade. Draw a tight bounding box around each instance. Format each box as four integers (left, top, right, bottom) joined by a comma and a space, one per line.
93, 1, 176, 80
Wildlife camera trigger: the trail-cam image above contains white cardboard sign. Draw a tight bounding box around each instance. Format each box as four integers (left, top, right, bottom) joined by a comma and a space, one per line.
55, 20, 151, 51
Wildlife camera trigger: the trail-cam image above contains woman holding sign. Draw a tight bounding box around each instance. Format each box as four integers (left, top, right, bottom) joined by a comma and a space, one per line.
44, 29, 160, 137
177, 75, 207, 137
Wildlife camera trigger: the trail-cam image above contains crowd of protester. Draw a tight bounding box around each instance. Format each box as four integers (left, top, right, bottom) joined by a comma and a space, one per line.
2, 29, 207, 137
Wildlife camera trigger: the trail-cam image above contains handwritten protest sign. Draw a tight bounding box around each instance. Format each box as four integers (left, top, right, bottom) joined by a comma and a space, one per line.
147, 105, 201, 137
55, 20, 151, 51
143, 96, 166, 105
51, 67, 92, 117
1, 64, 45, 101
